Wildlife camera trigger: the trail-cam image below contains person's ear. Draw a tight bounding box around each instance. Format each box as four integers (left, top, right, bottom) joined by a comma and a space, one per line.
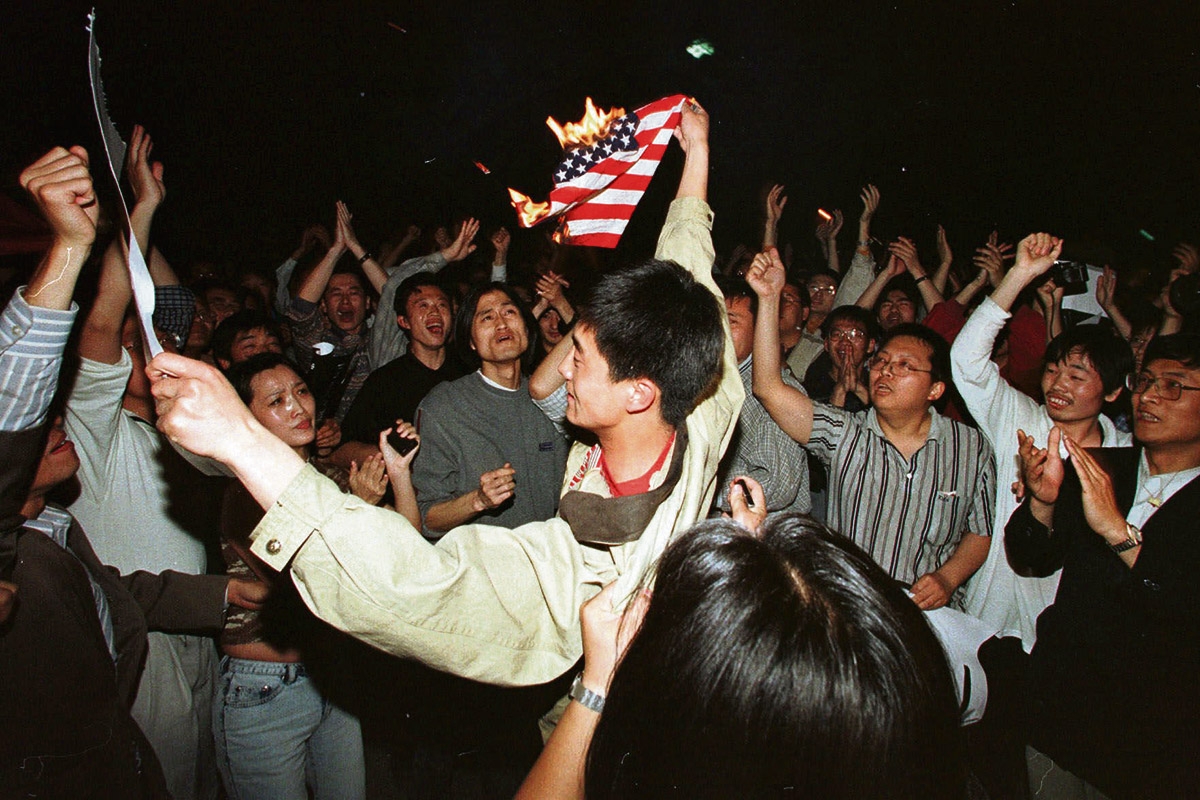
625, 378, 659, 415
398, 315, 412, 331
1104, 386, 1123, 404
927, 380, 946, 402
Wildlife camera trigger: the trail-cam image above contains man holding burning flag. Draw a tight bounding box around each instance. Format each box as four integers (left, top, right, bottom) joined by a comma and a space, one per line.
148, 100, 744, 686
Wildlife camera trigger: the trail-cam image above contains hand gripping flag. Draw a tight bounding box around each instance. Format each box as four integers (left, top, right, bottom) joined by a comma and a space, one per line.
508, 94, 688, 248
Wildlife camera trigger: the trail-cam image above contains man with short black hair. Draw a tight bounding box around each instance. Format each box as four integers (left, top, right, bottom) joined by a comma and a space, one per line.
951, 232, 1133, 649
751, 247, 994, 610
212, 309, 283, 370
149, 101, 742, 686
332, 274, 463, 470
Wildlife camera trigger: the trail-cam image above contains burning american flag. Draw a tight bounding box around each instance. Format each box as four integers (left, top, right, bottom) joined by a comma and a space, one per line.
509, 94, 689, 248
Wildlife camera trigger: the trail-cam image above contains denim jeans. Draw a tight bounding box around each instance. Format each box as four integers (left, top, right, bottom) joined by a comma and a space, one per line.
214, 657, 365, 800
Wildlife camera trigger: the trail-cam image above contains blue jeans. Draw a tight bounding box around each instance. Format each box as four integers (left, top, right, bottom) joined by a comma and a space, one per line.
214, 657, 365, 800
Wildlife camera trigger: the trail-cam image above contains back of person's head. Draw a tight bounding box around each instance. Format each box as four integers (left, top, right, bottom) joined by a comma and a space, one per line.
393, 273, 449, 318
1044, 325, 1134, 395
576, 259, 724, 428
820, 304, 879, 341
714, 274, 758, 318
878, 323, 953, 385
211, 310, 282, 367
586, 515, 965, 800
1143, 332, 1200, 370
452, 281, 538, 371
225, 351, 302, 405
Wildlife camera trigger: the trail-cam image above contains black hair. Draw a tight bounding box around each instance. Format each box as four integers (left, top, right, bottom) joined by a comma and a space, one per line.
452, 282, 538, 371
393, 273, 450, 318
820, 305, 879, 342
714, 275, 758, 318
211, 310, 282, 367
1142, 332, 1200, 371
586, 514, 966, 800
225, 352, 305, 406
576, 259, 724, 428
326, 266, 368, 295
874, 275, 921, 315
1044, 325, 1134, 395
877, 323, 953, 386
785, 278, 812, 310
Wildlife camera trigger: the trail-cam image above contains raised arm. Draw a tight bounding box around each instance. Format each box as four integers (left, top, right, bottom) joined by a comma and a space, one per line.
747, 248, 815, 444
856, 253, 906, 311
19, 147, 99, 312
931, 225, 954, 296
295, 206, 349, 304
988, 232, 1063, 313
79, 125, 165, 365
336, 201, 388, 294
856, 184, 879, 257
762, 184, 786, 249
816, 208, 843, 274
1094, 267, 1132, 339
889, 237, 944, 310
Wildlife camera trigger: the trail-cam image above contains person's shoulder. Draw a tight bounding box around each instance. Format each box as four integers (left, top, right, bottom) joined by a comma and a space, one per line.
420, 371, 479, 407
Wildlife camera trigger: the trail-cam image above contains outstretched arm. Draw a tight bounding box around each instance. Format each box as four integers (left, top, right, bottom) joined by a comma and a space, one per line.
336, 201, 388, 294
20, 147, 99, 312
762, 184, 786, 249
889, 237, 945, 310
747, 248, 815, 444
856, 253, 906, 311
989, 232, 1063, 313
296, 205, 349, 304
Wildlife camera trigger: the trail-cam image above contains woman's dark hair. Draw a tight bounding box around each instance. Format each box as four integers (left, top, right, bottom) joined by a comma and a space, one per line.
452, 281, 539, 372
225, 352, 305, 406
585, 515, 966, 800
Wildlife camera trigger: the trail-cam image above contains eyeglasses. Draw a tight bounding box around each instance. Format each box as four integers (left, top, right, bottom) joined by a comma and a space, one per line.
808, 284, 837, 295
828, 328, 867, 343
868, 355, 933, 376
1127, 373, 1200, 401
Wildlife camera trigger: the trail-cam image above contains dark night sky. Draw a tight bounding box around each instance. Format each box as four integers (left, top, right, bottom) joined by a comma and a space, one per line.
3, 1, 1199, 276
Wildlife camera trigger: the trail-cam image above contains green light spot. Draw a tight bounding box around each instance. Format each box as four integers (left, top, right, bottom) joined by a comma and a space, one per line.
687, 39, 714, 59
1139, 229, 1155, 241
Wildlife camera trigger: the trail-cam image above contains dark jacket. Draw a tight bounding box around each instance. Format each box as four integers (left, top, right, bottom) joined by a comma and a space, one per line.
1005, 446, 1200, 799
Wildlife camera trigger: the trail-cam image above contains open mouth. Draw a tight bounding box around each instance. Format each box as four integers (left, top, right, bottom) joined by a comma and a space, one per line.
295, 419, 312, 431
47, 432, 74, 455
1045, 394, 1070, 411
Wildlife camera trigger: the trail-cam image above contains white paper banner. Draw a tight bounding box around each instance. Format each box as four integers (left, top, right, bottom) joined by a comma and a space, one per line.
87, 10, 161, 357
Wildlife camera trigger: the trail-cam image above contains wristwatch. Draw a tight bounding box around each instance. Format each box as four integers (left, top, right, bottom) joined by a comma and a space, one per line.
1109, 523, 1143, 554
569, 672, 606, 714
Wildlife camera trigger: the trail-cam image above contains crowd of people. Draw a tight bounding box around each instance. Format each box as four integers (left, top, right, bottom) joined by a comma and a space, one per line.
2, 98, 1198, 800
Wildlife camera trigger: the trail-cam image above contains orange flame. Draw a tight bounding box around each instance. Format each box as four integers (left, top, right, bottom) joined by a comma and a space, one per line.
508, 187, 553, 227
546, 97, 626, 149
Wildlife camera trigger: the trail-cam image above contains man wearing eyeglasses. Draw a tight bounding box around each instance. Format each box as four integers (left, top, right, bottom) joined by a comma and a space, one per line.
1002, 333, 1200, 798
749, 248, 995, 610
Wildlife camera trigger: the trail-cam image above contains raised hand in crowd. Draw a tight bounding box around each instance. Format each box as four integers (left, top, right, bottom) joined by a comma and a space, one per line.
889, 235, 944, 309
817, 208, 842, 273
380, 222, 422, 270
335, 200, 389, 294
291, 224, 332, 262
1173, 242, 1199, 274
856, 183, 880, 254
933, 224, 954, 294
987, 232, 1063, 314
532, 270, 573, 322
763, 183, 787, 248
1036, 276, 1065, 342
440, 218, 480, 262
491, 226, 511, 265
19, 146, 98, 310
379, 421, 421, 528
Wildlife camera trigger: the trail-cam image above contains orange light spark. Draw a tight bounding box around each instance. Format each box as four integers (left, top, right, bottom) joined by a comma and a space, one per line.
817, 208, 832, 221
546, 97, 625, 149
473, 160, 491, 174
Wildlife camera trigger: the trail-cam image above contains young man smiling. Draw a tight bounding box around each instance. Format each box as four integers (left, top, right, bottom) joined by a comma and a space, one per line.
750, 247, 994, 609
950, 232, 1133, 649
332, 275, 463, 470
149, 101, 742, 686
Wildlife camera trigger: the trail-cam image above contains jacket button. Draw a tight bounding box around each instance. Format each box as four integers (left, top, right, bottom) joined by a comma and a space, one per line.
266, 539, 282, 555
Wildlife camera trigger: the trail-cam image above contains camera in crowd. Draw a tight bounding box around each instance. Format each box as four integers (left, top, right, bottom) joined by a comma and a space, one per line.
1049, 260, 1091, 294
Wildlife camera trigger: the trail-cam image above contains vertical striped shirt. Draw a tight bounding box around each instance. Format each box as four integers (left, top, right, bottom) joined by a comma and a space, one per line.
0, 288, 77, 431
809, 404, 995, 602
